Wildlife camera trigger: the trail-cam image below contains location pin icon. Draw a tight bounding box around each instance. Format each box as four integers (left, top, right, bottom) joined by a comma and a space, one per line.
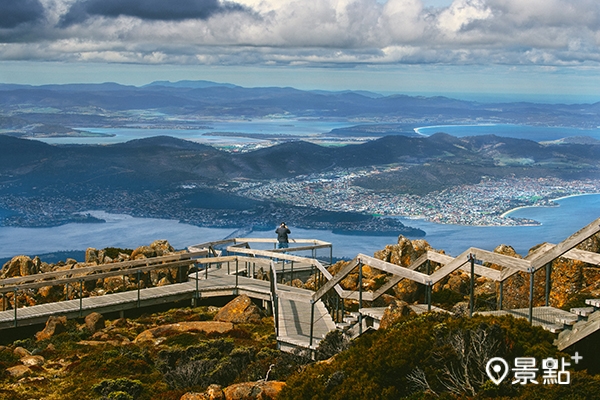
486, 357, 509, 385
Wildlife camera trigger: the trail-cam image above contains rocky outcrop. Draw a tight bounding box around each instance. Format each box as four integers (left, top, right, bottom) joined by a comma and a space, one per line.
181, 384, 225, 400
131, 246, 157, 260
214, 295, 262, 324
375, 236, 431, 267
378, 236, 432, 303
20, 355, 45, 367
134, 321, 234, 343
85, 248, 106, 264
85, 312, 105, 333
131, 239, 175, 260
6, 364, 32, 378
150, 239, 175, 255
223, 381, 285, 400
35, 315, 67, 341
13, 347, 31, 357
0, 240, 183, 309
379, 300, 413, 330
0, 255, 38, 279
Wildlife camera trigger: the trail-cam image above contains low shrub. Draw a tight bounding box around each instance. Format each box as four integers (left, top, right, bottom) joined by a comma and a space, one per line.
92, 378, 143, 400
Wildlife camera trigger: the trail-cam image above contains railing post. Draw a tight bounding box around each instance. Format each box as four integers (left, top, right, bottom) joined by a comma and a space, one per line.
309, 300, 315, 351
13, 287, 17, 327
498, 280, 504, 310
79, 279, 83, 317
205, 262, 209, 279
269, 265, 279, 336
65, 283, 69, 301
427, 283, 432, 312
195, 262, 199, 300
545, 262, 551, 306
137, 270, 141, 308
236, 259, 239, 288
290, 261, 294, 282
529, 268, 535, 324
330, 245, 333, 266
469, 253, 475, 318
358, 262, 363, 335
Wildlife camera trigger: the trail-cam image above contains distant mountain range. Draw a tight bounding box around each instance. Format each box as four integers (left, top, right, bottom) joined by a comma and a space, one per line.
1, 80, 599, 233
1, 80, 600, 131
0, 133, 597, 194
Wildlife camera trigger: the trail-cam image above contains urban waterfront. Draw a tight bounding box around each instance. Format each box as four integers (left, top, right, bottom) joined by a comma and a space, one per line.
0, 194, 598, 261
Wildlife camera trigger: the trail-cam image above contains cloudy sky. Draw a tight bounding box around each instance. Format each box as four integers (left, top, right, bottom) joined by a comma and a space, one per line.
2, 0, 600, 101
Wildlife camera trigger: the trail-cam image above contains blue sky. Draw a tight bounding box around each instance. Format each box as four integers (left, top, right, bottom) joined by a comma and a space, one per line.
2, 0, 600, 102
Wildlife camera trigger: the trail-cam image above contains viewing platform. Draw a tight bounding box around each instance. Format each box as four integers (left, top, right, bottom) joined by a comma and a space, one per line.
0, 217, 600, 353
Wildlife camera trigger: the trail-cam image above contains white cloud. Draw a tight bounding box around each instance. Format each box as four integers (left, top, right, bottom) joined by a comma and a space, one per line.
1, 0, 600, 69
437, 0, 492, 34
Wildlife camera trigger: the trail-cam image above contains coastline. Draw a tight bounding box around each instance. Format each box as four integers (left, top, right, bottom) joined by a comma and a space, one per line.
413, 123, 498, 136
500, 192, 600, 218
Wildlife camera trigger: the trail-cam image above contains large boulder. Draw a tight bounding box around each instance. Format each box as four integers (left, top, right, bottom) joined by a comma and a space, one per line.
374, 236, 429, 268
103, 276, 128, 292
85, 248, 103, 264
130, 240, 175, 260
134, 321, 234, 343
181, 384, 225, 400
13, 347, 31, 357
130, 246, 157, 260
35, 315, 68, 341
374, 236, 432, 302
150, 239, 175, 255
214, 295, 262, 324
20, 355, 45, 367
1, 255, 38, 279
150, 268, 175, 286
85, 312, 105, 333
379, 300, 413, 330
6, 365, 32, 378
223, 381, 285, 400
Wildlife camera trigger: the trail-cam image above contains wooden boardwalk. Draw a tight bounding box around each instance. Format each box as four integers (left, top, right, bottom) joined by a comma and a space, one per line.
0, 247, 336, 351
2, 216, 600, 352
0, 282, 201, 329
477, 307, 580, 333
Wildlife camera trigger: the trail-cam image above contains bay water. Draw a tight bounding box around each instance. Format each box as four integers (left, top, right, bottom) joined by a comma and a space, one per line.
13, 122, 600, 260
0, 195, 598, 261
34, 122, 600, 146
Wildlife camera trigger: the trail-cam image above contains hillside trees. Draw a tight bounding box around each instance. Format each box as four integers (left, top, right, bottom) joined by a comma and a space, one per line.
278, 313, 581, 400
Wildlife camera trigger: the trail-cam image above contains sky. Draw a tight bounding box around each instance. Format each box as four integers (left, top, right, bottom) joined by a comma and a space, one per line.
2, 0, 600, 101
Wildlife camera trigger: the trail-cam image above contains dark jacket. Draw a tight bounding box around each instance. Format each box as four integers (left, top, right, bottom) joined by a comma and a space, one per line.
275, 226, 291, 243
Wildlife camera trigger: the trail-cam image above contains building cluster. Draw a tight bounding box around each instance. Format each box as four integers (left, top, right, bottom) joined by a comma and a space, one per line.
234, 169, 600, 226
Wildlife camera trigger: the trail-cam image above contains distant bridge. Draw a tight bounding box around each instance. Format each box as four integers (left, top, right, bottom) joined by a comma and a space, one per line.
1, 219, 600, 352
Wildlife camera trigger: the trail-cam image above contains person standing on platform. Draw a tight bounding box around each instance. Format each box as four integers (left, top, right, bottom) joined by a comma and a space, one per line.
275, 222, 291, 249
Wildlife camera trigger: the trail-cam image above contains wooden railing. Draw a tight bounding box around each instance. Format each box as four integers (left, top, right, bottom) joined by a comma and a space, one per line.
0, 250, 209, 325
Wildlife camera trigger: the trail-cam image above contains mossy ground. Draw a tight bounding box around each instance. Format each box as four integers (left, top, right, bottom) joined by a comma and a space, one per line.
0, 305, 292, 400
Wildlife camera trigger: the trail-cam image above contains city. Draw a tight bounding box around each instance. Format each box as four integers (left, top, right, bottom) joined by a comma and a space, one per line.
233, 167, 600, 226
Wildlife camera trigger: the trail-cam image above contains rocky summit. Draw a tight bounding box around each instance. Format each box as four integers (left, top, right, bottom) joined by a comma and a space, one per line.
1, 232, 600, 399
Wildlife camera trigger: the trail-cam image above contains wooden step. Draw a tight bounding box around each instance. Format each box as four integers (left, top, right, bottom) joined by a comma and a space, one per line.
570, 307, 595, 317
585, 299, 600, 308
